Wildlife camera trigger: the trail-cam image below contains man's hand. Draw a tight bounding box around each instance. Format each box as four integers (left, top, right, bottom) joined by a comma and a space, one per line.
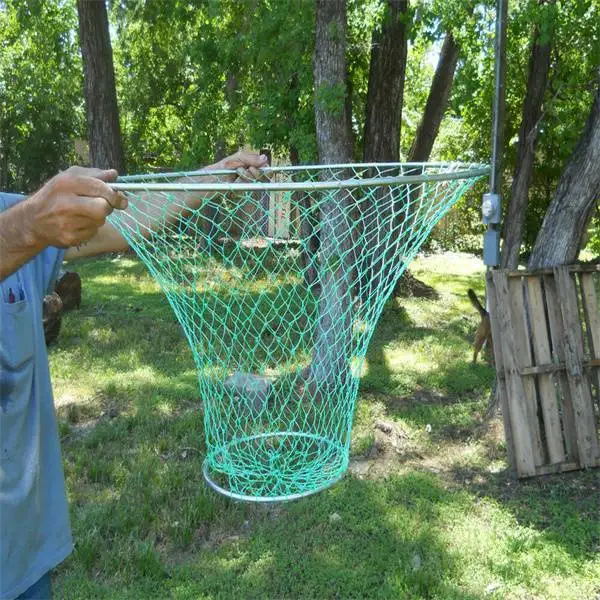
212, 150, 270, 183
29, 166, 127, 249
1, 166, 129, 281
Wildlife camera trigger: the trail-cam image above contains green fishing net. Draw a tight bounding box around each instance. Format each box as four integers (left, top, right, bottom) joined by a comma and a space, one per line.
109, 163, 488, 502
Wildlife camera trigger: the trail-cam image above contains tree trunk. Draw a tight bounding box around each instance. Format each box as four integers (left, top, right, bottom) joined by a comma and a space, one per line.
408, 32, 459, 163
528, 73, 600, 269
77, 0, 125, 172
313, 0, 353, 164
502, 10, 553, 269
363, 0, 409, 163
361, 1, 409, 301
287, 77, 319, 290
310, 0, 354, 387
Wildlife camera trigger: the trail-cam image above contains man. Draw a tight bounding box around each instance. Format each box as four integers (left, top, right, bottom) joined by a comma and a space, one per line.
0, 151, 268, 599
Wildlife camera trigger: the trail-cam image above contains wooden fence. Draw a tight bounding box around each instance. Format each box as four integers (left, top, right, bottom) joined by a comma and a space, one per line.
487, 264, 600, 478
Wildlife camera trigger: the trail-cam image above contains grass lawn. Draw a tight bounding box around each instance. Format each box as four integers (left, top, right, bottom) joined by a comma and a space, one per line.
50, 251, 600, 599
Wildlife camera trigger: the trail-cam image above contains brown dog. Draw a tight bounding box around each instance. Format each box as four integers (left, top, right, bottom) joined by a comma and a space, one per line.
468, 289, 493, 364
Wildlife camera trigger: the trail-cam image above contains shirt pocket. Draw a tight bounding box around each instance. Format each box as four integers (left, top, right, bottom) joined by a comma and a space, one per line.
1, 299, 35, 370
1, 300, 35, 463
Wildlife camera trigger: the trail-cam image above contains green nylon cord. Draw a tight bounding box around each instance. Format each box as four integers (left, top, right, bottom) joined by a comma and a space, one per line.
109, 163, 488, 502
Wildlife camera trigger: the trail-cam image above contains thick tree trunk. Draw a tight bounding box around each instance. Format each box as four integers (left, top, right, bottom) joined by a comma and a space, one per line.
528, 73, 600, 269
363, 0, 408, 163
77, 0, 125, 172
408, 33, 459, 163
502, 13, 553, 269
310, 0, 354, 386
361, 1, 409, 301
313, 0, 353, 163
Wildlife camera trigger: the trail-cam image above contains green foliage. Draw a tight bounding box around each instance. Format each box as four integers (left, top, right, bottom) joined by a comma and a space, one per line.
0, 0, 84, 192
112, 0, 318, 168
585, 210, 600, 257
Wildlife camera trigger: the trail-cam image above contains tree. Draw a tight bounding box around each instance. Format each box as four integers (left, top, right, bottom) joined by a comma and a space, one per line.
363, 0, 409, 162
0, 0, 83, 192
528, 72, 600, 268
407, 32, 459, 163
313, 0, 353, 164
309, 0, 354, 386
77, 0, 125, 172
501, 1, 555, 269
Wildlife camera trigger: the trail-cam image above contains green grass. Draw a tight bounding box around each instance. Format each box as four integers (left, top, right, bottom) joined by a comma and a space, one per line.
50, 251, 600, 600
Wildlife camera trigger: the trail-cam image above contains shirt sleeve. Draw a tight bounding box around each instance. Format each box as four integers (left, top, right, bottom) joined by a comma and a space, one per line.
0, 192, 65, 294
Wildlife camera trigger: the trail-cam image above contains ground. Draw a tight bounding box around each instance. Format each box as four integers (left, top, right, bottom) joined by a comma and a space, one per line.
49, 252, 600, 600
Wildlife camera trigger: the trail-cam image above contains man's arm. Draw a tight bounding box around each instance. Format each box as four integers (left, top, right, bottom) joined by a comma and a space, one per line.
0, 167, 126, 282
0, 197, 48, 281
64, 151, 269, 261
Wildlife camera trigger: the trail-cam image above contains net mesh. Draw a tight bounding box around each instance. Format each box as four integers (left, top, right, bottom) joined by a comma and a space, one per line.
109, 163, 487, 501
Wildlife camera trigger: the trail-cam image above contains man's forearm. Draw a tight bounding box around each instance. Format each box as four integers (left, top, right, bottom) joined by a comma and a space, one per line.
115, 165, 226, 229
64, 222, 129, 261
112, 154, 269, 239
65, 165, 226, 261
0, 198, 47, 281
64, 167, 225, 261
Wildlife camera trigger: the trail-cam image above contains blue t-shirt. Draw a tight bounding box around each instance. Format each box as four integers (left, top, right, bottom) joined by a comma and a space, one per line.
0, 193, 72, 599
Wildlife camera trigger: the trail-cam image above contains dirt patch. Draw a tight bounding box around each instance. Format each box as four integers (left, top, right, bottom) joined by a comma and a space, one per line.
349, 402, 509, 484
349, 419, 421, 478
57, 392, 123, 441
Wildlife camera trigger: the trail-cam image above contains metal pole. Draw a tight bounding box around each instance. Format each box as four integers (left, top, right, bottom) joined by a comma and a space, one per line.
482, 0, 508, 266
490, 0, 508, 195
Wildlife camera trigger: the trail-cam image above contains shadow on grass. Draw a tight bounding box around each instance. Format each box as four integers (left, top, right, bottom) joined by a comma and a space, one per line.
57, 414, 599, 600
56, 443, 485, 600
181, 475, 485, 600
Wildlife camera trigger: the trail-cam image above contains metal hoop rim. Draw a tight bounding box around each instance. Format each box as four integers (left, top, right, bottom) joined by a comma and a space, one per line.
114, 162, 489, 193
202, 431, 348, 503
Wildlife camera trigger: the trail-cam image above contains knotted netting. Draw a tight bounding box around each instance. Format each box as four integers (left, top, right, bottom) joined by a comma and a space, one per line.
109, 163, 488, 501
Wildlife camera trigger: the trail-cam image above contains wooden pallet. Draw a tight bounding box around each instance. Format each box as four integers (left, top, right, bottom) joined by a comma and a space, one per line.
487, 264, 600, 478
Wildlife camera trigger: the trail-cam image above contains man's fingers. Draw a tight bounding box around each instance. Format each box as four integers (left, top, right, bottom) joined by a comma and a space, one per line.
225, 151, 269, 171
94, 169, 119, 183
234, 166, 269, 183
66, 166, 119, 182
235, 168, 254, 182
74, 226, 100, 245
239, 151, 269, 169
59, 224, 101, 248
74, 195, 117, 220
247, 166, 264, 181
61, 175, 126, 211
109, 191, 128, 210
